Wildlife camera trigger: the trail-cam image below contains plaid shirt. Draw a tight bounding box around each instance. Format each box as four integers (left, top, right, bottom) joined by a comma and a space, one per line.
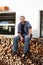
18, 21, 32, 35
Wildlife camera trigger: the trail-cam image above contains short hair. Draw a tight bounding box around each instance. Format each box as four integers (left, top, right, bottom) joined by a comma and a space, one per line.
20, 16, 25, 19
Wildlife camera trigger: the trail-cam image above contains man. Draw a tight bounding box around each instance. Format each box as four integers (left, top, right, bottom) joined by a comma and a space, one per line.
13, 16, 32, 58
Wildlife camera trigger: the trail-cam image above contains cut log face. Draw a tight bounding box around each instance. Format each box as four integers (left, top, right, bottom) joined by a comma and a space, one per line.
0, 37, 43, 65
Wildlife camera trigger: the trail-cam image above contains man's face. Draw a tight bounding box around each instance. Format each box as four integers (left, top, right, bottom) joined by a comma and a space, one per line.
20, 16, 25, 23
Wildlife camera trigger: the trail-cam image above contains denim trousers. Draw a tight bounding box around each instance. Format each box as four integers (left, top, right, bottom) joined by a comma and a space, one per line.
13, 34, 32, 53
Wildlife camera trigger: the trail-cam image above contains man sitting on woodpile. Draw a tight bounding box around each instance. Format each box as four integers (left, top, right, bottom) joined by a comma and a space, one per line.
13, 16, 32, 58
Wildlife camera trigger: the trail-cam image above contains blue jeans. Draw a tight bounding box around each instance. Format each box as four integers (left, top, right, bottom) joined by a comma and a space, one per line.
13, 34, 32, 54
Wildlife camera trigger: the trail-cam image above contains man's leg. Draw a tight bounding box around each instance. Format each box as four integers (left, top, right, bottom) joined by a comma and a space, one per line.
13, 36, 19, 53
24, 35, 30, 54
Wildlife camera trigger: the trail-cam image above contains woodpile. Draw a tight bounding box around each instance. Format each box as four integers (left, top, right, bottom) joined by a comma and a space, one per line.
0, 36, 43, 65
30, 38, 43, 65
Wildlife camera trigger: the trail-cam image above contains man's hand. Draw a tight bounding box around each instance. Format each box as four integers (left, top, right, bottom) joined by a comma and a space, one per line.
20, 36, 24, 42
28, 35, 30, 38
18, 33, 24, 42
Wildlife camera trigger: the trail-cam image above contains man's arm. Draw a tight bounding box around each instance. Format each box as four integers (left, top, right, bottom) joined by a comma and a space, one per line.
28, 28, 32, 37
18, 24, 22, 38
27, 22, 32, 37
18, 33, 24, 42
18, 33, 22, 38
18, 24, 23, 41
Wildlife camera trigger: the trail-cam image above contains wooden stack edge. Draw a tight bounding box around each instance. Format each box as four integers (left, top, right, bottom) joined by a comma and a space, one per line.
0, 6, 9, 11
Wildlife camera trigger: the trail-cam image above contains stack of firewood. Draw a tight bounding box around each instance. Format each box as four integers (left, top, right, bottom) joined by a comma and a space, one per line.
0, 36, 43, 65
30, 38, 43, 65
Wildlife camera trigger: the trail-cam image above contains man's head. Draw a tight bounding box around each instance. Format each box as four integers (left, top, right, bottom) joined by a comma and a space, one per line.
20, 16, 25, 23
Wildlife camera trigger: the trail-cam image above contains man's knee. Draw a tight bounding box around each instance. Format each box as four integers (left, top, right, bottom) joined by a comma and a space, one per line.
24, 35, 29, 40
13, 36, 19, 41
24, 35, 31, 43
